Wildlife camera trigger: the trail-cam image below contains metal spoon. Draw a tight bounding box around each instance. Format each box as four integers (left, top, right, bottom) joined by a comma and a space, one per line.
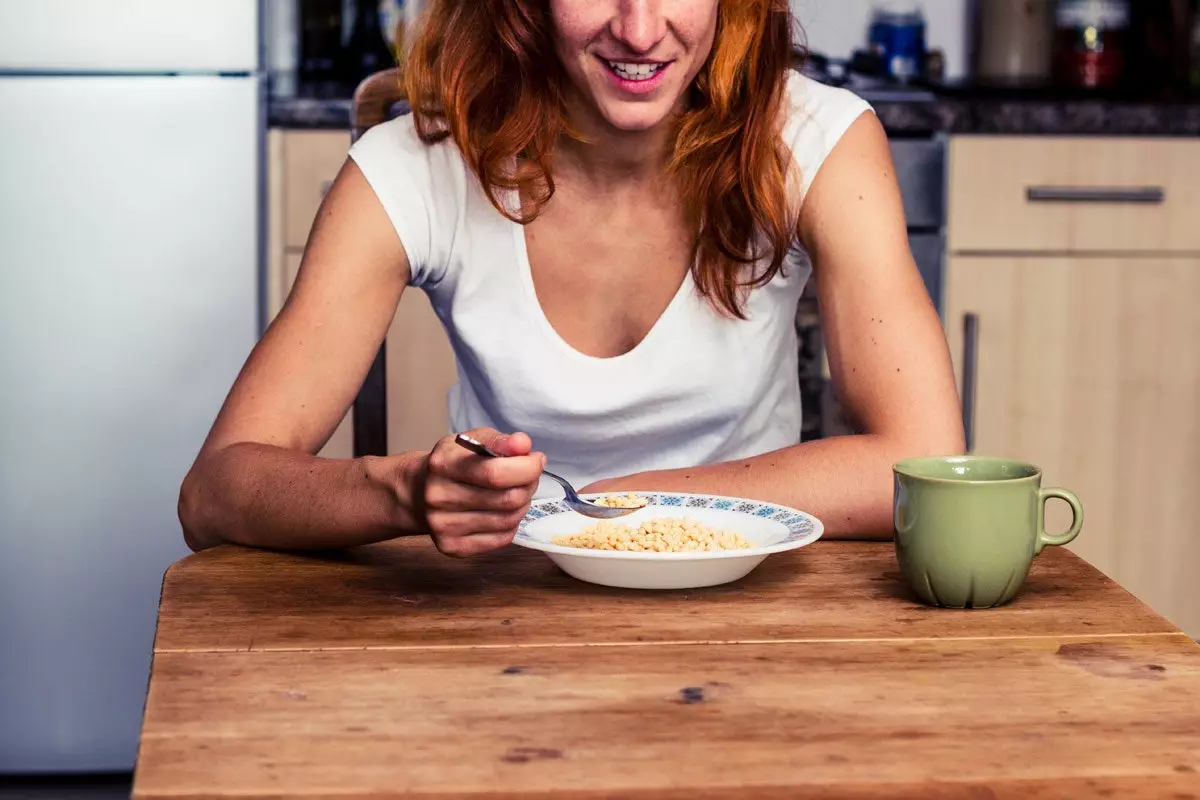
454, 434, 645, 520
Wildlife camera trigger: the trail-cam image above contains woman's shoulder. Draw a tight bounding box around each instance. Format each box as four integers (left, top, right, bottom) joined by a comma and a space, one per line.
780, 71, 875, 199
349, 113, 466, 181
347, 114, 472, 290
781, 71, 874, 139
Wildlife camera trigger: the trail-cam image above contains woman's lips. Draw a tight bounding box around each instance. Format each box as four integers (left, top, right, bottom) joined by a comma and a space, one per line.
598, 56, 672, 95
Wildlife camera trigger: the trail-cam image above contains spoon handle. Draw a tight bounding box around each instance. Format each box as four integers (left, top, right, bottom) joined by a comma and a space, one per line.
538, 470, 582, 504
454, 433, 501, 459
455, 434, 640, 520
454, 434, 582, 506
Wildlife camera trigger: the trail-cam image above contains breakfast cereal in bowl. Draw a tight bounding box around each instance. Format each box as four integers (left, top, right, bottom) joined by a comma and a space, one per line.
591, 492, 650, 510
515, 492, 823, 590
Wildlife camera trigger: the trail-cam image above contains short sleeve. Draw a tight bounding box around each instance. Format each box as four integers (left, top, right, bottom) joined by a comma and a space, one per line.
348, 115, 460, 289
782, 73, 875, 206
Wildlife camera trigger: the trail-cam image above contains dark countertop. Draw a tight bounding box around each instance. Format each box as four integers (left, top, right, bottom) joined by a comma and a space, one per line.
874, 92, 1200, 137
269, 95, 354, 130
270, 84, 1200, 137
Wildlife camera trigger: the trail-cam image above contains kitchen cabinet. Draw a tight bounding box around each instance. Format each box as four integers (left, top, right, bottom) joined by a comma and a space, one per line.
949, 137, 1200, 254
267, 129, 456, 460
947, 136, 1200, 637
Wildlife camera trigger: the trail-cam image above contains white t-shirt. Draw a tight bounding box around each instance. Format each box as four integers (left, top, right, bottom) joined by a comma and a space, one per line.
349, 72, 872, 496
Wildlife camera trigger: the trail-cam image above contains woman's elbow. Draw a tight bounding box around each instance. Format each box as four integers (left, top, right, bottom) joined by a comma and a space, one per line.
178, 459, 221, 553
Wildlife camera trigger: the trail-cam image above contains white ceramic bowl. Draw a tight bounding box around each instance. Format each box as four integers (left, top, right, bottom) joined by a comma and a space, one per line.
514, 492, 823, 590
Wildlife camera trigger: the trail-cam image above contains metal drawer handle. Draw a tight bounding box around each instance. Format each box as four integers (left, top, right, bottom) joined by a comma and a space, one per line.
1026, 186, 1165, 204
962, 313, 979, 454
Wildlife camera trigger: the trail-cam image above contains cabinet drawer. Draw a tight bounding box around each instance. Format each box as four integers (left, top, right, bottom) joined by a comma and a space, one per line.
949, 137, 1200, 254
283, 130, 351, 249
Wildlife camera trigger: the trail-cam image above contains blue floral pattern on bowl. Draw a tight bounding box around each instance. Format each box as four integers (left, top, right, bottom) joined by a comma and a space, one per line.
516, 492, 822, 546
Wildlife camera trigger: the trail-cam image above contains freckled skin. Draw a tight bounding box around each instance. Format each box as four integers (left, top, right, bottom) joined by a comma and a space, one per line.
549, 0, 719, 133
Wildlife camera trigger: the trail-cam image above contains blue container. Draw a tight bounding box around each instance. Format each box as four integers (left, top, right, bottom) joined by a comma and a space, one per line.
869, 6, 926, 82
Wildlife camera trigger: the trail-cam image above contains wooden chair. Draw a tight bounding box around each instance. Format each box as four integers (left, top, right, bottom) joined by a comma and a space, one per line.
349, 68, 409, 458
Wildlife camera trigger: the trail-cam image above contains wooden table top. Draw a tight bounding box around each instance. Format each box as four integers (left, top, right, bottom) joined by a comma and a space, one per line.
135, 540, 1200, 799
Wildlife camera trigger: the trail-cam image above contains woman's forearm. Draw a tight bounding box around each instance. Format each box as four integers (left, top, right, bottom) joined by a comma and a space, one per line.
585, 434, 959, 541
178, 442, 423, 552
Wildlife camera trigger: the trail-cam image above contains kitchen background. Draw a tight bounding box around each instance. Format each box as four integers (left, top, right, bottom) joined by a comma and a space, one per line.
3, 1, 1200, 797
263, 1, 986, 94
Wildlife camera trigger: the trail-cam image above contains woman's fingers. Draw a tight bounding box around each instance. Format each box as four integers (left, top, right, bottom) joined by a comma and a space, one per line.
486, 431, 532, 457
428, 430, 545, 490
433, 530, 519, 558
420, 429, 544, 558
425, 508, 528, 541
424, 477, 538, 513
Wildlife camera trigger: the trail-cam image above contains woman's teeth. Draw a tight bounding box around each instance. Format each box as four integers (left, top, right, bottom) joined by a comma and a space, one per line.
607, 60, 666, 81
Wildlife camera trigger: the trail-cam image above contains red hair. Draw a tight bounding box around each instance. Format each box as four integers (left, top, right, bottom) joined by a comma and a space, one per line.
405, 0, 797, 318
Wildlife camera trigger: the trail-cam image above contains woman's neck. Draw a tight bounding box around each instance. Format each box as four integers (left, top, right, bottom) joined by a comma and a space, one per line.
554, 94, 678, 190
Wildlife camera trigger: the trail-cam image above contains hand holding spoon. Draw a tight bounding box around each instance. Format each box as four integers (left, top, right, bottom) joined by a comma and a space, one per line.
454, 434, 646, 520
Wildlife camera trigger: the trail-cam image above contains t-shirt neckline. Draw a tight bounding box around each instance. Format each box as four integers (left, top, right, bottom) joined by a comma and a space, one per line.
507, 193, 698, 367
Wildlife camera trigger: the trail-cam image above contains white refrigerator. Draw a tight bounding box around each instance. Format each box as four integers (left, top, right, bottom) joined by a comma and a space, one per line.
0, 1, 262, 773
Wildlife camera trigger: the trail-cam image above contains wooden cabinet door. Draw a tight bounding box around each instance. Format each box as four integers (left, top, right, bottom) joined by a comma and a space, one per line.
945, 256, 1200, 636
282, 130, 352, 250
386, 290, 457, 455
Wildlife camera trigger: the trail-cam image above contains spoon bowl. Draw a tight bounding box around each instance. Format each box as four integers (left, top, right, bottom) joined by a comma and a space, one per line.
454, 434, 645, 520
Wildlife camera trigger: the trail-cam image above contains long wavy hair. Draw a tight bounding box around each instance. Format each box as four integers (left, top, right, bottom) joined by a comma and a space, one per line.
404, 0, 797, 318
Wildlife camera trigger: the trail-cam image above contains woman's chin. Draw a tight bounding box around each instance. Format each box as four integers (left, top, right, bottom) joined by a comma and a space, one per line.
594, 102, 675, 134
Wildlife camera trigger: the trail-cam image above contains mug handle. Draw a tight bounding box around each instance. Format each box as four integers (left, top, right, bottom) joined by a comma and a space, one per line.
1036, 488, 1084, 554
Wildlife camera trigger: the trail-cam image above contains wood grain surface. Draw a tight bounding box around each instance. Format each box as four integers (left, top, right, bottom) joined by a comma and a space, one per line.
138, 540, 1200, 798
152, 541, 1177, 654
136, 635, 1200, 799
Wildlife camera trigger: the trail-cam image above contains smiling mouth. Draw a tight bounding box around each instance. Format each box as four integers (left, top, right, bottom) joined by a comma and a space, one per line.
602, 58, 670, 82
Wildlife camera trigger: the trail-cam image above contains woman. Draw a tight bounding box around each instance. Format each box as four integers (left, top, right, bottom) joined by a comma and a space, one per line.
179, 0, 964, 556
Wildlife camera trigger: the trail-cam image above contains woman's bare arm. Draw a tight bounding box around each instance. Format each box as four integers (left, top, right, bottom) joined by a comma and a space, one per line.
179, 159, 421, 551
582, 114, 965, 539
180, 158, 546, 556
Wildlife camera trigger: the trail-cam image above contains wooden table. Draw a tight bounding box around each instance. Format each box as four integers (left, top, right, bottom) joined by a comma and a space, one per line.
134, 540, 1200, 799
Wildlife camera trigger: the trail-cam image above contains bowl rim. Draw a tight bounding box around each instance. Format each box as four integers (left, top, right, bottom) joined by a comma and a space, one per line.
513, 491, 824, 561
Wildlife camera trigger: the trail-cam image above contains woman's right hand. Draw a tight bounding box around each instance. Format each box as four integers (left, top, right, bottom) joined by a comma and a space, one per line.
414, 429, 545, 557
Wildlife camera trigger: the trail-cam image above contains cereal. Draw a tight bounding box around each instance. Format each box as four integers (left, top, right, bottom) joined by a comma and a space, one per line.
552, 517, 753, 553
593, 492, 649, 509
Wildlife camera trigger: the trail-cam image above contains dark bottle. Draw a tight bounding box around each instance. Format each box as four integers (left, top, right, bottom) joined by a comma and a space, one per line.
1191, 0, 1200, 89
1129, 0, 1194, 92
300, 0, 342, 84
337, 0, 396, 87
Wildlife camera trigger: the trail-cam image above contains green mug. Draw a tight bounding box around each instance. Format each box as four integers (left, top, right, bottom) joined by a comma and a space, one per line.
892, 456, 1084, 609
